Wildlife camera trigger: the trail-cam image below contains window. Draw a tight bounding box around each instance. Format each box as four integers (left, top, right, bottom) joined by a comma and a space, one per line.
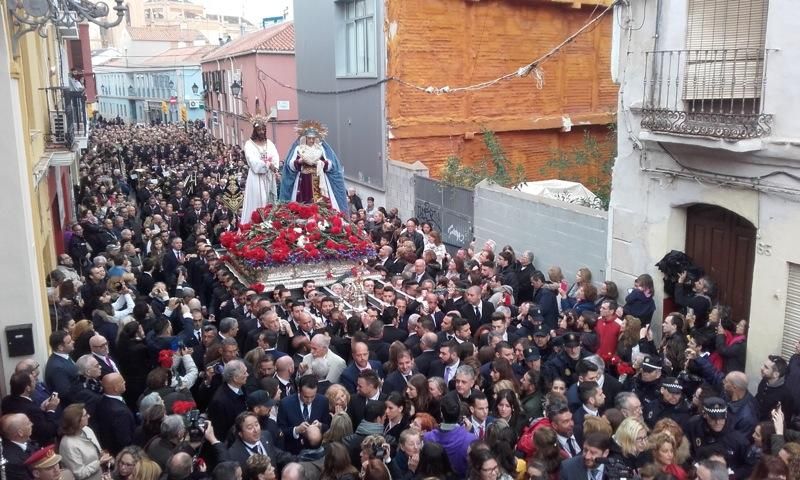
783, 263, 800, 360
684, 0, 768, 108
337, 0, 376, 77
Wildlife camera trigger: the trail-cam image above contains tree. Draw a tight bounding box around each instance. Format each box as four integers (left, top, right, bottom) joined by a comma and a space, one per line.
539, 124, 616, 210
440, 129, 526, 189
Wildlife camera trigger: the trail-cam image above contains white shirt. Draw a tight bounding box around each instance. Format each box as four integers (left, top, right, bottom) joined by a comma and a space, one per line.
557, 433, 581, 457
244, 441, 265, 456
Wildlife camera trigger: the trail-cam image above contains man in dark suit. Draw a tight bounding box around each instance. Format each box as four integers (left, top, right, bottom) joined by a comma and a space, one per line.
94, 373, 135, 455
169, 190, 190, 216
226, 411, 296, 469
566, 359, 621, 413
1, 373, 59, 446
383, 350, 416, 395
274, 356, 296, 399
43, 331, 79, 405
1, 413, 37, 480
515, 251, 536, 304
409, 259, 433, 285
347, 370, 387, 428
161, 236, 187, 288
414, 332, 439, 377
460, 286, 496, 333
277, 375, 331, 454
366, 321, 390, 364
428, 341, 460, 385
136, 257, 157, 296
572, 381, 605, 446
340, 341, 384, 394
90, 334, 120, 378
558, 432, 611, 480
206, 359, 249, 441
405, 219, 425, 258
480, 312, 519, 348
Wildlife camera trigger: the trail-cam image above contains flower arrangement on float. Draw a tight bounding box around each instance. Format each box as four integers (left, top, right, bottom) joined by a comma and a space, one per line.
219, 201, 375, 268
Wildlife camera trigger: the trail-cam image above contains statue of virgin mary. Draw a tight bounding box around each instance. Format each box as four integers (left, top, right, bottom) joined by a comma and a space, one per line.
278, 120, 348, 213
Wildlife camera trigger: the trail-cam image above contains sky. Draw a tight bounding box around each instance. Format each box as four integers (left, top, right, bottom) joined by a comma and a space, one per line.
199, 0, 294, 25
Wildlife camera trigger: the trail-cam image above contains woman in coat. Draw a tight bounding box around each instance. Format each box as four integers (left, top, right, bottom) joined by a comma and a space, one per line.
59, 403, 114, 480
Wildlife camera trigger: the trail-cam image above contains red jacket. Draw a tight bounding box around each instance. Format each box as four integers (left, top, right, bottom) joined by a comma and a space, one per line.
595, 316, 621, 360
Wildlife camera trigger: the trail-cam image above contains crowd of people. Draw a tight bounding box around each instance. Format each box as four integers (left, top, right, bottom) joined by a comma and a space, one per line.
16, 120, 800, 480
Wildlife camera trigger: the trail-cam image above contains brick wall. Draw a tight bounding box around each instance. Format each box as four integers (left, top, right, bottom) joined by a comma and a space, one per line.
473, 180, 608, 283
385, 0, 617, 185
385, 160, 429, 221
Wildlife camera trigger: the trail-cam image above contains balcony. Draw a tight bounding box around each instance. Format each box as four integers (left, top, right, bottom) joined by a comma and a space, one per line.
640, 48, 773, 140
45, 86, 88, 149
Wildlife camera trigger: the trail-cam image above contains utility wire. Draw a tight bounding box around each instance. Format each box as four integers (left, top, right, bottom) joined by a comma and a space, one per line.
107, 1, 620, 96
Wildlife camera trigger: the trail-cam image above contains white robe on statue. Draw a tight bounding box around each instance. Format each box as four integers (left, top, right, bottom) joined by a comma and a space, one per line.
242, 138, 280, 225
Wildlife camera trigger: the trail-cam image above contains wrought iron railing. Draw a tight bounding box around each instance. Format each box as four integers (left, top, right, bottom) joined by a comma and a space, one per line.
640, 48, 773, 140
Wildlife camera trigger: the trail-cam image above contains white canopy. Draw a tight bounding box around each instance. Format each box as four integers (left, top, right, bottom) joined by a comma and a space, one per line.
516, 179, 602, 209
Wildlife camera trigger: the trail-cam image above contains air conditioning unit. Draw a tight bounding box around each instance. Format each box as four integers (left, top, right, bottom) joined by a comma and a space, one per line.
50, 111, 67, 143
189, 100, 199, 108
58, 26, 79, 40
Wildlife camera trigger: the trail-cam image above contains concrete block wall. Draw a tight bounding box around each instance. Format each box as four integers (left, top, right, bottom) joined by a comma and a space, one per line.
385, 160, 429, 220
473, 180, 608, 283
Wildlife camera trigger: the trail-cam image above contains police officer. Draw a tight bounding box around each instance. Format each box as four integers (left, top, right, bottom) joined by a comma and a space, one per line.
648, 376, 692, 429
685, 397, 750, 478
631, 354, 663, 422
542, 332, 588, 387
530, 324, 555, 364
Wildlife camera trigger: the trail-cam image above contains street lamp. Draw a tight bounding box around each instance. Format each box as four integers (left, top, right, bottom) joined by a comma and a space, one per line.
191, 83, 199, 95
230, 80, 242, 97
168, 80, 175, 90
128, 85, 134, 96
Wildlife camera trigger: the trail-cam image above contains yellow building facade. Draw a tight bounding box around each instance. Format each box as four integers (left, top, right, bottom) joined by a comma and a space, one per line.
0, 11, 84, 390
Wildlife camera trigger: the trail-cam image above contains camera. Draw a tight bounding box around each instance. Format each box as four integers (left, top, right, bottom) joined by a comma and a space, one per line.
371, 443, 386, 460
184, 409, 207, 443
596, 457, 640, 480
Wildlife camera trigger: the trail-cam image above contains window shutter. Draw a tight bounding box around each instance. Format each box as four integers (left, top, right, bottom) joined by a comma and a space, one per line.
684, 0, 768, 101
782, 263, 800, 360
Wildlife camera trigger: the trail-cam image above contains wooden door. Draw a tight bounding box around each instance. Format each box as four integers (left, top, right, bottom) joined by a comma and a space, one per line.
685, 204, 756, 322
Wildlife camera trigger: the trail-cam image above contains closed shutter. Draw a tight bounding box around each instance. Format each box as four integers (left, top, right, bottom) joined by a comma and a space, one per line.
684, 0, 768, 101
782, 263, 800, 359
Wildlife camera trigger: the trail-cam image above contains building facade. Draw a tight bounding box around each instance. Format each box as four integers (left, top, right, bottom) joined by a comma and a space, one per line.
95, 45, 213, 124
608, 0, 800, 385
293, 0, 617, 201
90, 0, 255, 51
201, 21, 298, 155
0, 11, 98, 389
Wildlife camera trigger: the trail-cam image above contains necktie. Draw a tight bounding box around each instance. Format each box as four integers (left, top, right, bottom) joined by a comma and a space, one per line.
567, 437, 579, 457
248, 443, 263, 456
445, 366, 452, 384
590, 469, 601, 480
195, 330, 201, 342
302, 403, 310, 422
474, 305, 480, 319
478, 425, 484, 439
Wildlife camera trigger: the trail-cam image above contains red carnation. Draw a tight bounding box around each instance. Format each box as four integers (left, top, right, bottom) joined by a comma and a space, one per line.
220, 231, 237, 249
251, 210, 263, 224
158, 350, 173, 369
330, 225, 342, 235
171, 400, 197, 415
249, 283, 265, 293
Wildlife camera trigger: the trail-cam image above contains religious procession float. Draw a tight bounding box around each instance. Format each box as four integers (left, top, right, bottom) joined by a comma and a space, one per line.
220, 118, 375, 289
219, 201, 375, 289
